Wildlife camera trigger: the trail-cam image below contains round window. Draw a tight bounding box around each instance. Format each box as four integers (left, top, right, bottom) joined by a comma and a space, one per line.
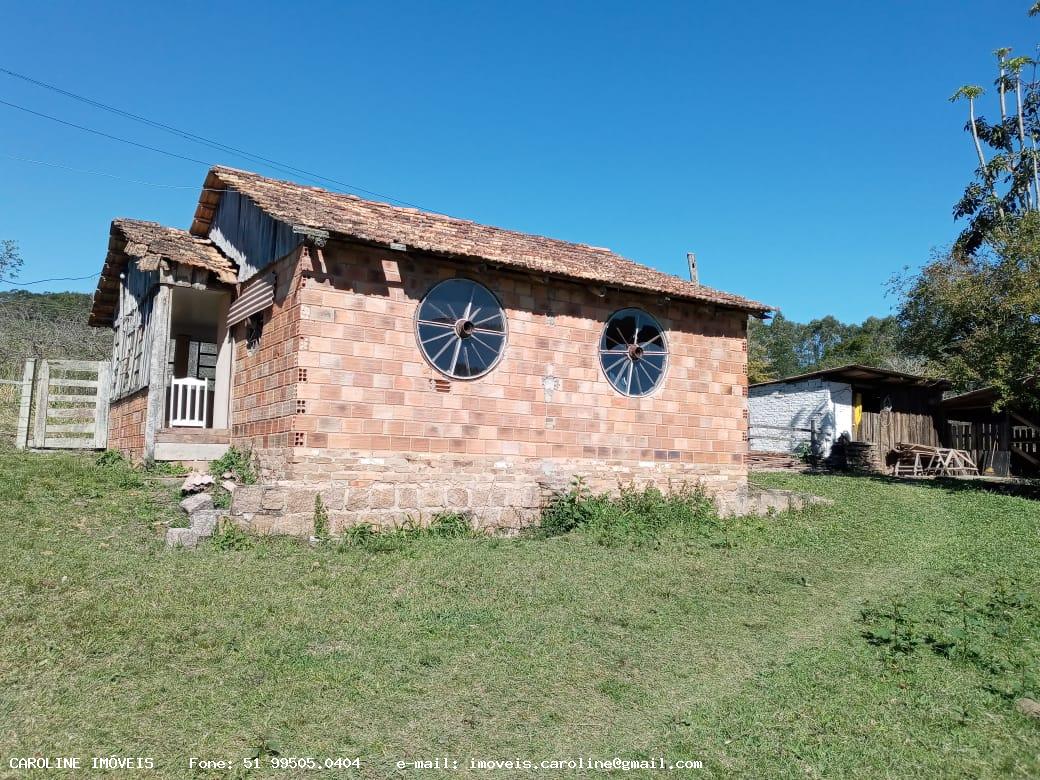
599, 308, 667, 396
415, 278, 507, 379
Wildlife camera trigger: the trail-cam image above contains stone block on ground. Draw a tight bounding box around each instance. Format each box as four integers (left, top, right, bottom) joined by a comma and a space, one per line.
165, 527, 199, 549
180, 493, 213, 515
189, 510, 222, 537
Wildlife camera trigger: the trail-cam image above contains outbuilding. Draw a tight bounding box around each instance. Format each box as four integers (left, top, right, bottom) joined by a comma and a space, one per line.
90, 166, 770, 532
748, 365, 950, 462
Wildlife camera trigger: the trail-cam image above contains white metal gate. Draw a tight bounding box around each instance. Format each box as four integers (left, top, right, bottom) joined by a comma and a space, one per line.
14, 359, 111, 450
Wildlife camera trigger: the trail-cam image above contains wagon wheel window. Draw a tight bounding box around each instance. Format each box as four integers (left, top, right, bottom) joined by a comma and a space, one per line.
415, 279, 507, 379
599, 308, 667, 396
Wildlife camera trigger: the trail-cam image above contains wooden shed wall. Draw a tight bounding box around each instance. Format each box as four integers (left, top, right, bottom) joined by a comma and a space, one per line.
855, 386, 943, 453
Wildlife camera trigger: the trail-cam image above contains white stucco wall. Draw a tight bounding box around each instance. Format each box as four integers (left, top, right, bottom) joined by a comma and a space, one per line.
749, 378, 854, 457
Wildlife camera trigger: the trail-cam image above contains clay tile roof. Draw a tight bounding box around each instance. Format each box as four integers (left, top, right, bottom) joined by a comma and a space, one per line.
88, 219, 237, 327
191, 166, 771, 315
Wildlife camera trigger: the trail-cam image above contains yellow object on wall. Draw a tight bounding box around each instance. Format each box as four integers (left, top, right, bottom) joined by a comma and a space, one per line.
853, 392, 863, 428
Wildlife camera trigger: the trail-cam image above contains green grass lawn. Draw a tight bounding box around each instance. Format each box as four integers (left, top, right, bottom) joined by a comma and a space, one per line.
0, 449, 1038, 778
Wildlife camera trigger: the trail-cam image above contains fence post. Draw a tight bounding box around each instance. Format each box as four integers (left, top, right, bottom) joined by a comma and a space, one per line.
14, 359, 36, 449
94, 360, 111, 449
31, 360, 50, 448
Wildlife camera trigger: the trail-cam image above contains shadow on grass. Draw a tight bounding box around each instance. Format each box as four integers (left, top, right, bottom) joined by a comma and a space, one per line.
793, 468, 1040, 501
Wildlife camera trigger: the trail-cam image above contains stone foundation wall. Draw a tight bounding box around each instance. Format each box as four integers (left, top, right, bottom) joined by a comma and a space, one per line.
107, 388, 149, 461
229, 448, 746, 536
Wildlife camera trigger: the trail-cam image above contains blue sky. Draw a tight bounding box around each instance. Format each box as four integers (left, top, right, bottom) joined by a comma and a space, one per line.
0, 0, 1035, 322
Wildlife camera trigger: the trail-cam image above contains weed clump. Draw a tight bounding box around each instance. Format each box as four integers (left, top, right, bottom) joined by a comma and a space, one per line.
210, 517, 254, 551
858, 580, 1040, 704
209, 447, 257, 485
336, 512, 477, 552
536, 477, 720, 547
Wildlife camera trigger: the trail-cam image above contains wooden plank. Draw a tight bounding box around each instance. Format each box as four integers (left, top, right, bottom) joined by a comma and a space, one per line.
0, 378, 24, 386
94, 359, 111, 449
1011, 445, 1040, 468
46, 359, 106, 371
46, 378, 99, 388
45, 423, 96, 434
42, 438, 98, 449
31, 360, 50, 448
47, 394, 98, 404
47, 407, 96, 419
14, 359, 35, 449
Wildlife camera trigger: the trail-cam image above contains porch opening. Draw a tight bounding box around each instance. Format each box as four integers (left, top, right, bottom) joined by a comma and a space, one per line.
164, 287, 232, 431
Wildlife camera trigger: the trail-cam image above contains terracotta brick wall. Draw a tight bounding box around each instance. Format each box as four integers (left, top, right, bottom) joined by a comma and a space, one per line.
228, 239, 750, 534
294, 241, 747, 463
229, 248, 302, 467
107, 387, 149, 461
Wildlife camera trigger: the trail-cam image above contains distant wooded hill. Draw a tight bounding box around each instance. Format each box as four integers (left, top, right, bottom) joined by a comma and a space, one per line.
0, 291, 110, 379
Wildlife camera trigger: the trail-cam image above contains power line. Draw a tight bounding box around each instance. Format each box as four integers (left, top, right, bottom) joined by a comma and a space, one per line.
0, 273, 98, 287
0, 66, 431, 209
1, 153, 224, 190
0, 98, 212, 166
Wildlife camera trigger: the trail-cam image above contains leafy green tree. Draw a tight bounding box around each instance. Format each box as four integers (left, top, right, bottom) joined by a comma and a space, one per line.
746, 317, 776, 384
895, 213, 1040, 409
949, 9, 1040, 252
762, 313, 804, 379
747, 312, 922, 383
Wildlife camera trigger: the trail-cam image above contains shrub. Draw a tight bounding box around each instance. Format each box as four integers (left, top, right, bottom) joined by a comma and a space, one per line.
427, 512, 473, 538
209, 447, 257, 485
536, 478, 719, 547
94, 449, 128, 468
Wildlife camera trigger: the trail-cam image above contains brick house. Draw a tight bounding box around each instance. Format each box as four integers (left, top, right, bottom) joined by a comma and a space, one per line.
89, 166, 770, 532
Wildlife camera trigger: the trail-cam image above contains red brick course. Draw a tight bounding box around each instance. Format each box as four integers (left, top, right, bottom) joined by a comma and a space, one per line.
107, 388, 149, 462
292, 241, 748, 465
229, 248, 303, 460
228, 239, 750, 532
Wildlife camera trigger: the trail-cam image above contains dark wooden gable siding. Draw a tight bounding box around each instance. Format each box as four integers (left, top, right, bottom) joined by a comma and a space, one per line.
209, 188, 299, 282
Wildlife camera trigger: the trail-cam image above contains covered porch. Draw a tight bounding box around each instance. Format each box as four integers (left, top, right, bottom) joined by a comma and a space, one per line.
90, 219, 241, 464
154, 285, 234, 461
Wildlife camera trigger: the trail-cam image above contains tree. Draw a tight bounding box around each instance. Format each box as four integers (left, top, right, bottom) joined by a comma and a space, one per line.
895, 213, 1040, 409
0, 240, 22, 280
950, 11, 1040, 253
746, 317, 776, 384
747, 312, 922, 382
761, 313, 805, 380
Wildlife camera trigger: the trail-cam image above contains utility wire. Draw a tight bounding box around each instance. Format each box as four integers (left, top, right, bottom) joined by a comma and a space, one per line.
0, 66, 430, 209
1, 153, 224, 190
0, 98, 212, 166
0, 273, 98, 286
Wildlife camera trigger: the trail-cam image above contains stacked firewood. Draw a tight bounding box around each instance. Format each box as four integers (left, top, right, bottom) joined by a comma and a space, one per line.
747, 451, 805, 471
844, 442, 882, 473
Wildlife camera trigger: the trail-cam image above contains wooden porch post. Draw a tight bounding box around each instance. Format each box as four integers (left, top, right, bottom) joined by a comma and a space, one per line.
212, 292, 233, 430
143, 285, 172, 464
